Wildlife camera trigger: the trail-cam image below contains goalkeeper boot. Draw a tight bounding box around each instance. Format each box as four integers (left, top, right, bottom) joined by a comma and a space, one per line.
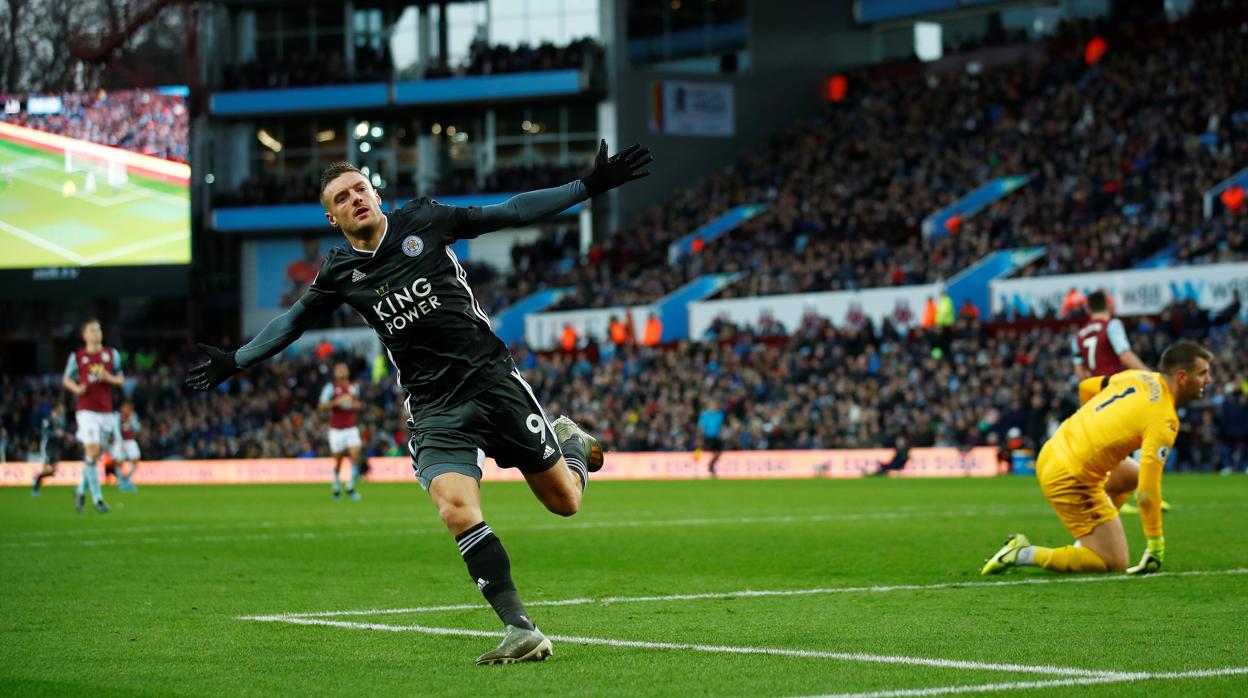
980, 533, 1030, 575
95, 500, 110, 514
551, 416, 604, 472
475, 625, 553, 666
75, 492, 85, 513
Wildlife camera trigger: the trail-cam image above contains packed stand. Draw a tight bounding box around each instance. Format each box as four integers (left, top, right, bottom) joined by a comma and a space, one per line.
1, 90, 188, 162
2, 298, 1243, 473
476, 9, 1248, 313
221, 39, 600, 89
518, 308, 1248, 472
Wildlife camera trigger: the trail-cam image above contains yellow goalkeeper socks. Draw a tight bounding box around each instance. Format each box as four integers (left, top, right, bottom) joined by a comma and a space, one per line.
1030, 545, 1108, 573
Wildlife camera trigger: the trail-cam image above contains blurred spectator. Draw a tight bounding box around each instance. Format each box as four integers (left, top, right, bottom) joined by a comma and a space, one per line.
220, 38, 602, 89
471, 9, 1248, 315
1, 314, 1244, 468
1, 89, 188, 162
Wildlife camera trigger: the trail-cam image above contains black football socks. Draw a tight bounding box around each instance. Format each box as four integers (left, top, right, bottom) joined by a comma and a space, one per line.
456, 522, 535, 630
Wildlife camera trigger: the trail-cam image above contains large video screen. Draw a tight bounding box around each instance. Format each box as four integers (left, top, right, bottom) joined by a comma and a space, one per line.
0, 87, 190, 269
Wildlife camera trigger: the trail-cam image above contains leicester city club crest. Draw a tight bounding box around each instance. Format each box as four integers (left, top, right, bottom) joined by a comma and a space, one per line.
402, 235, 424, 258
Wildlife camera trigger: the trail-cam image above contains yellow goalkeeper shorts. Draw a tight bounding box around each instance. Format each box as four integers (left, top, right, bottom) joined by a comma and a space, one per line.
1036, 444, 1119, 539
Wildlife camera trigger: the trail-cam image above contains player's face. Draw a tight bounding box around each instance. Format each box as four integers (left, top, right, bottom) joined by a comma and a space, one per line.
323, 172, 383, 236
334, 364, 348, 381
82, 322, 102, 346
1178, 358, 1213, 402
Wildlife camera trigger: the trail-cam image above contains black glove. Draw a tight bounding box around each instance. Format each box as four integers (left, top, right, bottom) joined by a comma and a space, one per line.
186, 343, 239, 391
580, 140, 652, 197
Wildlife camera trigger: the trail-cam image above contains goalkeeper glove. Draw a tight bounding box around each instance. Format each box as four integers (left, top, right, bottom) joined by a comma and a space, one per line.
580, 140, 652, 197
186, 343, 239, 392
1126, 536, 1164, 575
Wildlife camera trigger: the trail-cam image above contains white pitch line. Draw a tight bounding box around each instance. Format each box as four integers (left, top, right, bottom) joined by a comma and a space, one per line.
793, 666, 1248, 698
248, 568, 1248, 620
81, 230, 189, 265
241, 616, 1119, 678
0, 218, 88, 264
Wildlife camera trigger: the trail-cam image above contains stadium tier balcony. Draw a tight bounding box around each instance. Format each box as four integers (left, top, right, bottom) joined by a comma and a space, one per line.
211, 163, 583, 207
210, 39, 603, 116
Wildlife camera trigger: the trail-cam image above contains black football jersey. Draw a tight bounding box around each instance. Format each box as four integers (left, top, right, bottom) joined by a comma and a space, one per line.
302, 199, 510, 412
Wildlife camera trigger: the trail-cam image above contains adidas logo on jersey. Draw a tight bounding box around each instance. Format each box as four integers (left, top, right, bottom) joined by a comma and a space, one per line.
351, 269, 367, 282
543, 445, 556, 459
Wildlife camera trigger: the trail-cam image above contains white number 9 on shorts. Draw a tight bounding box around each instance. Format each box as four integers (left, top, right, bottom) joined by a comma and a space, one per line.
526, 414, 546, 443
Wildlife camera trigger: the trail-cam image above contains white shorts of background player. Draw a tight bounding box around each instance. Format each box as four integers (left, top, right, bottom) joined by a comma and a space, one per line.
328, 427, 362, 454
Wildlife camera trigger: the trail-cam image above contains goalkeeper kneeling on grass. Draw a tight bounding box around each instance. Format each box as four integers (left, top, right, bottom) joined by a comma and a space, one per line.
981, 341, 1213, 576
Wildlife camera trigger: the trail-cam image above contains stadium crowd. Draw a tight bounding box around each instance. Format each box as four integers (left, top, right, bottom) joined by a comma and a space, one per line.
207, 11, 1246, 316
199, 10, 1248, 321
2, 299, 1245, 474
1, 89, 188, 162
475, 10, 1248, 312
220, 38, 601, 89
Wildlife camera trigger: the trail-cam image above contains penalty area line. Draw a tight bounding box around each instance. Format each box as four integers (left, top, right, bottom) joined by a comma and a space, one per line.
251, 567, 1248, 619
238, 615, 1121, 678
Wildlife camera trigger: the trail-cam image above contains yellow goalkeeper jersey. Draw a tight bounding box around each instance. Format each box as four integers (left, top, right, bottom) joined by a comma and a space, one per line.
1051, 370, 1178, 536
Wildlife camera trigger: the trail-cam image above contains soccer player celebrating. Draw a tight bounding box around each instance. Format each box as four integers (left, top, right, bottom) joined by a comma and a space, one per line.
981, 341, 1213, 576
32, 402, 68, 495
320, 361, 364, 500
62, 319, 124, 513
188, 140, 648, 664
110, 402, 142, 493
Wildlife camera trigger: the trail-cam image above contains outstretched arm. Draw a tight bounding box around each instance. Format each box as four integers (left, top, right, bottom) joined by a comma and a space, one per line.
451, 140, 652, 239
186, 298, 331, 391
456, 181, 591, 239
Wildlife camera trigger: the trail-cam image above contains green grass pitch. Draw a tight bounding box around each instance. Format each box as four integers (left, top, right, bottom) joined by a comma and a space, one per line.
2, 476, 1246, 696
0, 139, 189, 269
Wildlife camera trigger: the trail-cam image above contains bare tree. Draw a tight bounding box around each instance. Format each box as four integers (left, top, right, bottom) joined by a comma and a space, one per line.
0, 0, 29, 91
1, 0, 192, 92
